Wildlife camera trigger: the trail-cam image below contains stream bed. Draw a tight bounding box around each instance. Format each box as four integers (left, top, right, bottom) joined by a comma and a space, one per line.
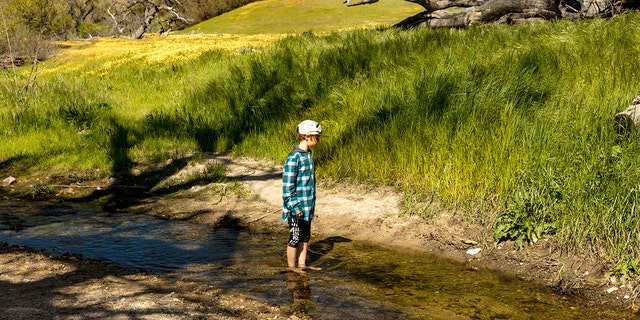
0, 201, 634, 319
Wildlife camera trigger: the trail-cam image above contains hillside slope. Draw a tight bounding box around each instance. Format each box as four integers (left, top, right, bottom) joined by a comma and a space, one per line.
181, 0, 423, 34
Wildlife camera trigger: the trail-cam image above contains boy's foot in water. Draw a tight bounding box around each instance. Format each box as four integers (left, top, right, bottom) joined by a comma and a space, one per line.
300, 265, 322, 271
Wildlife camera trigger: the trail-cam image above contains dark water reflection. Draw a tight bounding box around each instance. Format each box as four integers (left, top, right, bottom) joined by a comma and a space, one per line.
0, 201, 635, 319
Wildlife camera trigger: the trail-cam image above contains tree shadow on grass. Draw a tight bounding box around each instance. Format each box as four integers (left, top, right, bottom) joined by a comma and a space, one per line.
69, 118, 222, 212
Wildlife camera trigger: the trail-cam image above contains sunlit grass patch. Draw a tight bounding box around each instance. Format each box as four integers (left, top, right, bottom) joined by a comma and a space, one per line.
183, 0, 423, 34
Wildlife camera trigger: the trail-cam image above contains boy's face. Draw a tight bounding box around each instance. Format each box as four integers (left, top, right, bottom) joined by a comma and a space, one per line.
306, 135, 320, 148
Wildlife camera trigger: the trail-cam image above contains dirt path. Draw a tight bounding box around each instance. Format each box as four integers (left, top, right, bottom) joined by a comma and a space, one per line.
0, 154, 637, 319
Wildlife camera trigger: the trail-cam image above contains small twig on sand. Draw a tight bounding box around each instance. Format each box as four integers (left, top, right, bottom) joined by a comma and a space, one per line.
49, 184, 105, 189
247, 210, 274, 224
49, 184, 147, 189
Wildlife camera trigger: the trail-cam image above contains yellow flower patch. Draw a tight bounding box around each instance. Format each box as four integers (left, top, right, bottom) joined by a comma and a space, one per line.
47, 34, 284, 76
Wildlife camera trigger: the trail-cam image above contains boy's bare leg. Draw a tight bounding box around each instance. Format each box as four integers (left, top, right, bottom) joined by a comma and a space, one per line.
287, 245, 299, 269
297, 242, 308, 267
297, 243, 322, 270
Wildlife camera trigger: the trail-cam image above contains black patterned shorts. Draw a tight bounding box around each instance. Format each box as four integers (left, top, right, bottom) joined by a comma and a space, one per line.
288, 217, 311, 248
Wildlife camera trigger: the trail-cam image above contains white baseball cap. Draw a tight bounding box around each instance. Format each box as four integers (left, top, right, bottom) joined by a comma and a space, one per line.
297, 120, 323, 135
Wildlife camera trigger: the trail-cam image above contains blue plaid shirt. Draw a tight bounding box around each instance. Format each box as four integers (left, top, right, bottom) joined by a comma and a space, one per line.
282, 147, 316, 222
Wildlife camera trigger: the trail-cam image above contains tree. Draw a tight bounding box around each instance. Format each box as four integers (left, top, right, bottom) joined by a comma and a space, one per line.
0, 0, 66, 64
107, 0, 191, 39
66, 0, 112, 38
0, 0, 67, 92
9, 0, 70, 36
343, 0, 633, 28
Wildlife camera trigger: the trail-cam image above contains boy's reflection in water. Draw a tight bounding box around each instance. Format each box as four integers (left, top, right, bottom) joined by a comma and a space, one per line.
284, 236, 351, 316
286, 270, 315, 315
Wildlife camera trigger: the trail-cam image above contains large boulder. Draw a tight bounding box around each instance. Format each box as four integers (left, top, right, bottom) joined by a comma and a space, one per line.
614, 90, 640, 133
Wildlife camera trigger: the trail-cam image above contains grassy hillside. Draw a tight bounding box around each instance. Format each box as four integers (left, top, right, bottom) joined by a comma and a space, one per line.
180, 0, 424, 34
3, 3, 640, 278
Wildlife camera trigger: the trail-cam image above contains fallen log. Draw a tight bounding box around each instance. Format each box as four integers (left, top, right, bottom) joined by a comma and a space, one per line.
344, 0, 628, 29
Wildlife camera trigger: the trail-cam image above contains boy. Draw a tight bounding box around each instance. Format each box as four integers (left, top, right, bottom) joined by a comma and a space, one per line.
282, 120, 322, 270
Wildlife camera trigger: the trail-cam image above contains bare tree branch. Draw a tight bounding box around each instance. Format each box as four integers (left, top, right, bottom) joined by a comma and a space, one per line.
108, 0, 192, 39
158, 5, 190, 24
345, 0, 379, 6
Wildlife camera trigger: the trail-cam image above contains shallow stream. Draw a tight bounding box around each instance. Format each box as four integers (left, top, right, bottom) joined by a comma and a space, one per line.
0, 201, 634, 319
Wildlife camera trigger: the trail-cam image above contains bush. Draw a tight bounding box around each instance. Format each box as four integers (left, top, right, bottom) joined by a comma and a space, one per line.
77, 22, 111, 38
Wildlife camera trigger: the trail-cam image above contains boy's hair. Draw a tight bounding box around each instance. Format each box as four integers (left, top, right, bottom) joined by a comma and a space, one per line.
297, 134, 320, 141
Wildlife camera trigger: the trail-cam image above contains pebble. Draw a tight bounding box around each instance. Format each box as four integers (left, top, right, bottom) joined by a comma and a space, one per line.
2, 176, 16, 186
466, 248, 482, 255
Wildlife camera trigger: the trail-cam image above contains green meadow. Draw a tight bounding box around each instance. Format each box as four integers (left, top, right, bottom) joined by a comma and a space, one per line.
3, 1, 640, 277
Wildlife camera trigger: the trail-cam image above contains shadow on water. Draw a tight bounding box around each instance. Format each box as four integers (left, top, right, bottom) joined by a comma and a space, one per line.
307, 236, 352, 265
0, 201, 247, 273
0, 204, 253, 319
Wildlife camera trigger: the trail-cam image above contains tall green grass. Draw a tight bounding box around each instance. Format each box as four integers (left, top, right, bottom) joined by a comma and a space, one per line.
3, 13, 640, 271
